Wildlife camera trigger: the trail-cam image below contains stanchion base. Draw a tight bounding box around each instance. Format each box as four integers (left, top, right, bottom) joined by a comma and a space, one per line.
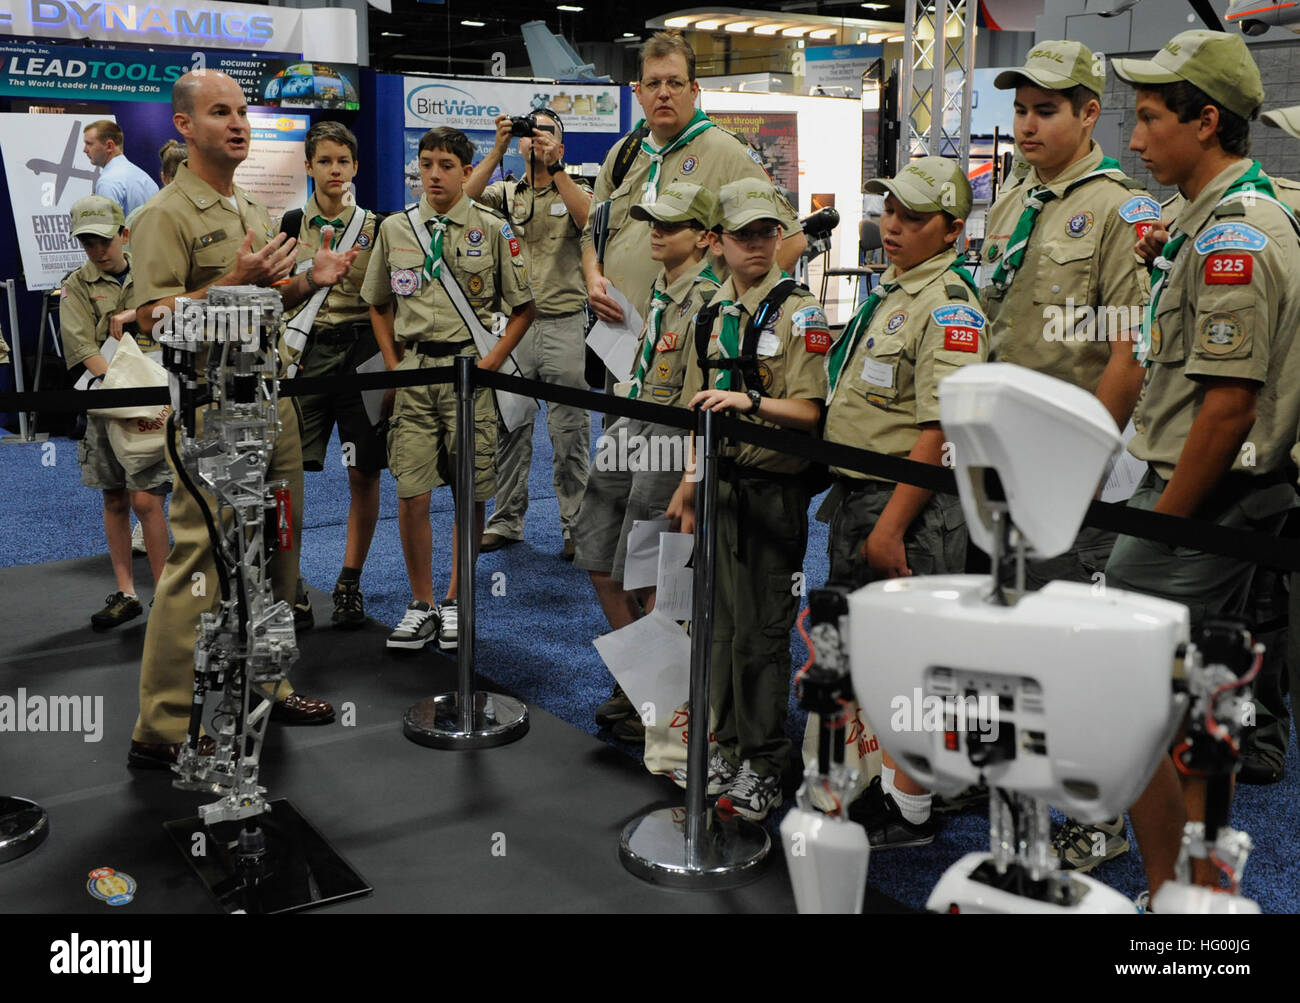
619, 805, 770, 890
1, 433, 50, 445
0, 796, 49, 863
403, 691, 529, 750
163, 797, 370, 914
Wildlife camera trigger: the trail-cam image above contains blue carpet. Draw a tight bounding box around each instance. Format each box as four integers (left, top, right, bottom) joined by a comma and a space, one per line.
4, 422, 1298, 912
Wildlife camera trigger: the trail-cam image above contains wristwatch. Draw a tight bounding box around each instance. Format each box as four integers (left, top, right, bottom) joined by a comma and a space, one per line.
746, 389, 763, 415
548, 158, 566, 173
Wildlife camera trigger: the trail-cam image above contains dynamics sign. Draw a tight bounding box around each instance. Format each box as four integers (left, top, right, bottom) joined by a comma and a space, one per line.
0, 0, 357, 62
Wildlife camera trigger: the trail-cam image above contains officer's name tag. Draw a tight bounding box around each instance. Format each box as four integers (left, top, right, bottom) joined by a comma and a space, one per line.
862, 357, 894, 388
550, 203, 568, 216
756, 331, 781, 356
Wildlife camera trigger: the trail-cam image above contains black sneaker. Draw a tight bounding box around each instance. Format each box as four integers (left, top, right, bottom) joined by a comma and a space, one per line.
611, 716, 645, 741
595, 684, 635, 727
331, 580, 366, 629
1238, 749, 1285, 785
91, 592, 142, 630
847, 776, 937, 849
933, 783, 989, 814
293, 580, 314, 632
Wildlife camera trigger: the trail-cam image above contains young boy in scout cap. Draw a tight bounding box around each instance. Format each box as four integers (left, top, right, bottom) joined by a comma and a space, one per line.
362, 127, 535, 652
281, 120, 386, 631
665, 178, 830, 820
61, 194, 171, 629
1109, 29, 1300, 902
982, 39, 1157, 871
573, 180, 720, 739
820, 158, 987, 846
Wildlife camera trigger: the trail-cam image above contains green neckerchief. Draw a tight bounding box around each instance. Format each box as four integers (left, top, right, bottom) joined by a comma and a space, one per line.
629, 289, 671, 399
826, 259, 976, 402
310, 214, 344, 249
989, 156, 1123, 293
713, 269, 788, 391
638, 110, 714, 205
1136, 161, 1276, 366
700, 262, 720, 286
422, 215, 450, 281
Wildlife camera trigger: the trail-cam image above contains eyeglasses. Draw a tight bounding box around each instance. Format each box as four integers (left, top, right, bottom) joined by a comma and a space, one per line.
723, 224, 781, 244
649, 219, 701, 235
639, 77, 690, 95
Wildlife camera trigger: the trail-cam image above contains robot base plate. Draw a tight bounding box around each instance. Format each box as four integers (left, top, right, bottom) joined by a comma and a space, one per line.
927, 852, 1137, 914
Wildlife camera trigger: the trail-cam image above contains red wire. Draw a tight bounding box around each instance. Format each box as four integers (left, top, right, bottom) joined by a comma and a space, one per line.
795, 606, 814, 681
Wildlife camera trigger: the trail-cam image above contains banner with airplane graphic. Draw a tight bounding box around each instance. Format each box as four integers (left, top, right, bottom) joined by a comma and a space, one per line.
0, 111, 109, 291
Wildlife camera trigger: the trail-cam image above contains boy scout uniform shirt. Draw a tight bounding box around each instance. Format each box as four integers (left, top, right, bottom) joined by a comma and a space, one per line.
825, 250, 988, 482
361, 194, 532, 346
680, 263, 828, 474
1133, 160, 1300, 480
130, 162, 276, 312
59, 255, 148, 368
478, 177, 591, 317
282, 196, 377, 330
632, 257, 717, 407
982, 144, 1154, 393
583, 124, 799, 316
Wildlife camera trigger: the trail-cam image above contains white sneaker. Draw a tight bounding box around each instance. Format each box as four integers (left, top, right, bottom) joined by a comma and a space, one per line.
438, 600, 458, 651
717, 761, 782, 821
387, 601, 439, 650
131, 521, 147, 554
671, 750, 739, 795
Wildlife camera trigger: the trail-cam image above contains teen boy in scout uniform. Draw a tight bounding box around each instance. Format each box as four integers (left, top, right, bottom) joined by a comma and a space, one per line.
62, 194, 171, 630
362, 126, 534, 653
467, 110, 593, 559
1111, 30, 1300, 903
573, 181, 721, 739
582, 30, 804, 327
282, 120, 386, 630
666, 178, 829, 820
982, 40, 1157, 870
129, 70, 350, 767
819, 159, 987, 846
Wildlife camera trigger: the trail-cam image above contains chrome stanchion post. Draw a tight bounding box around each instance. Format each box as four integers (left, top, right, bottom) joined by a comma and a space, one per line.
2, 278, 49, 445
403, 354, 529, 749
619, 406, 770, 889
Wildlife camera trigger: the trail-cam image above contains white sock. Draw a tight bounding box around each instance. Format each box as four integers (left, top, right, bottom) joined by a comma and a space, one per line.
882, 767, 932, 825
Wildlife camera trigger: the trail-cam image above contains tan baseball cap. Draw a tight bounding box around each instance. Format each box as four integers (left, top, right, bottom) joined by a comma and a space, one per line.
1262, 105, 1300, 140
994, 40, 1104, 96
69, 195, 125, 238
865, 156, 973, 220
1112, 30, 1263, 121
715, 178, 785, 231
629, 181, 718, 229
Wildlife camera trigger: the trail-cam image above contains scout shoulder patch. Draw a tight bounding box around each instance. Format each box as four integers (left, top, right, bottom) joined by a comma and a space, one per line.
792, 304, 830, 353
1194, 221, 1268, 255
1204, 253, 1252, 285
931, 304, 986, 330
500, 221, 521, 257
1197, 312, 1248, 356
1117, 195, 1161, 224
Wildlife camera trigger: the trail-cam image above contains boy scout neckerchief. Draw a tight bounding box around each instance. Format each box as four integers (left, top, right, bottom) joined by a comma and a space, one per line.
282, 206, 368, 378
1135, 162, 1279, 367
825, 259, 976, 403
638, 110, 714, 206
709, 274, 794, 391
310, 215, 344, 247
629, 289, 671, 399
402, 203, 539, 432
988, 156, 1124, 294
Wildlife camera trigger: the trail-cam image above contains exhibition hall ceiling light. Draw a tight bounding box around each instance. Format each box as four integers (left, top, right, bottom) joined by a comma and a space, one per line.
651, 7, 899, 41
460, 19, 486, 27
556, 4, 584, 11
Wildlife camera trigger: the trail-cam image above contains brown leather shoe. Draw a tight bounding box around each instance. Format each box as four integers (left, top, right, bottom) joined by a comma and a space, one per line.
128, 736, 216, 770
271, 692, 335, 725
480, 531, 518, 552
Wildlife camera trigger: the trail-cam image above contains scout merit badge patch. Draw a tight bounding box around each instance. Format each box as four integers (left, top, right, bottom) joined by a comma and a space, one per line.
1066, 211, 1094, 238
793, 304, 831, 354
933, 303, 983, 353
391, 268, 419, 296
1118, 195, 1161, 242
656, 331, 679, 352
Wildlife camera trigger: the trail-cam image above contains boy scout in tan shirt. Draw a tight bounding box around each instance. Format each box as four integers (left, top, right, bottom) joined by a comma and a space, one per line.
666, 178, 829, 820
61, 194, 171, 631
362, 126, 534, 653
1108, 30, 1300, 903
467, 111, 593, 557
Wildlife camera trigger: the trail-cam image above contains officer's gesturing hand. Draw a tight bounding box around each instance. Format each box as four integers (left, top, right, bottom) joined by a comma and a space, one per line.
227, 229, 298, 286
311, 225, 360, 287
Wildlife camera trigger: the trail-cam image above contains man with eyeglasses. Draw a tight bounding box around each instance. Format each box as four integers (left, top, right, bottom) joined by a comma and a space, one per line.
582, 30, 806, 328
467, 110, 594, 560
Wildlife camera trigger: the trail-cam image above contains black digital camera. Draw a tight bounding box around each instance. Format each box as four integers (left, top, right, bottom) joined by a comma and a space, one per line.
509, 113, 556, 137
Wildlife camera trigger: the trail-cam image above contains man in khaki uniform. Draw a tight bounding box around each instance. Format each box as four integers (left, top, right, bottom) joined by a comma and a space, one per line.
127, 70, 351, 767
582, 30, 805, 326
1108, 30, 1300, 901
666, 178, 829, 819
61, 194, 171, 629
467, 110, 592, 558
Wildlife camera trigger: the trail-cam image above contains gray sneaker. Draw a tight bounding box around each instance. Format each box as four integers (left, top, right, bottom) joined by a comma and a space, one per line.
1052, 816, 1129, 872
438, 600, 458, 651
671, 750, 739, 795
387, 601, 439, 650
717, 761, 782, 821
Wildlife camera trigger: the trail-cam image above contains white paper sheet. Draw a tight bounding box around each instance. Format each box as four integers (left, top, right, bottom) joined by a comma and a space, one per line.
622, 517, 671, 590
592, 610, 691, 728
355, 351, 389, 427
1100, 421, 1146, 504
654, 531, 694, 621
584, 283, 643, 383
